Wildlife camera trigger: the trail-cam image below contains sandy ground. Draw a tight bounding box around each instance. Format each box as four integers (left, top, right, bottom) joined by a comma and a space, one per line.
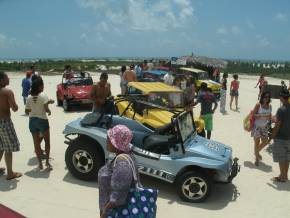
1, 72, 290, 218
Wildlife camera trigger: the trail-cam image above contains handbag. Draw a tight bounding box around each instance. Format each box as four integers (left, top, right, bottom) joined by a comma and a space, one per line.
107, 154, 158, 218
243, 111, 255, 132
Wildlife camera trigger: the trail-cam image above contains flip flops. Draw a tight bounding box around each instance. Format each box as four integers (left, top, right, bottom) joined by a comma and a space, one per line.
0, 168, 5, 176
6, 172, 22, 180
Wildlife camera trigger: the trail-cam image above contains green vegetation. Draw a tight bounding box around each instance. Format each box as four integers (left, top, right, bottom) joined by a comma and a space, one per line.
224, 61, 290, 80
0, 58, 289, 80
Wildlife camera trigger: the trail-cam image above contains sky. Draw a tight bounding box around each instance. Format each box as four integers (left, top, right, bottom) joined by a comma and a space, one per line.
0, 0, 290, 60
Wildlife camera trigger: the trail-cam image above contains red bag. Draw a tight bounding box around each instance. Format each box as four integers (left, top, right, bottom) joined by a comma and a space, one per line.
243, 111, 255, 132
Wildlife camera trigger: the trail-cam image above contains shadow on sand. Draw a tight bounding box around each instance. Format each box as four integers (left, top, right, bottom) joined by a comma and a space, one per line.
243, 161, 272, 173
24, 167, 51, 179
0, 178, 19, 192
141, 175, 240, 210
267, 181, 290, 191
27, 157, 39, 166
62, 172, 98, 188
62, 169, 239, 210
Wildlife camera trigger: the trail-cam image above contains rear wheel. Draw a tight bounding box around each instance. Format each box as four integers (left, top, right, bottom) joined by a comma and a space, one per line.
63, 98, 71, 111
65, 137, 104, 181
176, 171, 211, 203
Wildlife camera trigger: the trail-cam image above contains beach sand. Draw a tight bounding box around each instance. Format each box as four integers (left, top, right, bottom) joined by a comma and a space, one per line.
1, 72, 289, 218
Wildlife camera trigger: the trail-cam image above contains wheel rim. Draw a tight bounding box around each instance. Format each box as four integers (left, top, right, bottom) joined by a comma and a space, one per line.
63, 99, 68, 110
182, 176, 208, 200
72, 149, 94, 173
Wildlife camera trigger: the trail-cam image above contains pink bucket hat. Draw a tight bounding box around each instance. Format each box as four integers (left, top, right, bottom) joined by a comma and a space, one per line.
107, 125, 133, 152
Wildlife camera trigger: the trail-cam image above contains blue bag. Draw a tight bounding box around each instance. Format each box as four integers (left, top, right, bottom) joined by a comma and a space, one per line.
107, 155, 158, 218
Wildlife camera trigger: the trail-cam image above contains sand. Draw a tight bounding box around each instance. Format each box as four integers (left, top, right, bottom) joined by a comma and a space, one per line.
0, 72, 289, 218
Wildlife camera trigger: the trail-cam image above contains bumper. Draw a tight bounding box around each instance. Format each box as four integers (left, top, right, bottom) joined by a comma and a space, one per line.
67, 98, 93, 105
228, 157, 240, 182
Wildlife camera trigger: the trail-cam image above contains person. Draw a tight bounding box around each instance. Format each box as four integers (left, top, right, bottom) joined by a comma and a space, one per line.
194, 84, 218, 139
122, 65, 137, 94
163, 71, 174, 86
0, 71, 22, 180
98, 125, 140, 218
91, 72, 112, 113
268, 90, 290, 182
281, 80, 288, 92
119, 65, 127, 95
30, 64, 39, 76
183, 77, 195, 111
220, 73, 228, 114
230, 74, 240, 110
22, 71, 32, 105
255, 75, 266, 99
25, 78, 53, 170
134, 63, 142, 79
251, 91, 272, 166
63, 65, 73, 80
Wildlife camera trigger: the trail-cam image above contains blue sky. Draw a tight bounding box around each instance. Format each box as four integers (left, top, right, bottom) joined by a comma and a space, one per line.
0, 0, 289, 60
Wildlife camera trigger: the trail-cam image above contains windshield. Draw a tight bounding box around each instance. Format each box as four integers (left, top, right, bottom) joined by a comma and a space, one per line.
197, 72, 209, 80
148, 92, 184, 108
176, 111, 195, 143
67, 77, 93, 86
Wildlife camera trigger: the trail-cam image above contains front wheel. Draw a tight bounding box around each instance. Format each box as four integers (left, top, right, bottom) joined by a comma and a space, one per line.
176, 171, 211, 203
65, 137, 104, 181
63, 98, 71, 111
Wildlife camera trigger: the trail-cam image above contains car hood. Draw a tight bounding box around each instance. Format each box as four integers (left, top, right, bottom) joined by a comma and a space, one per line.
185, 135, 229, 159
199, 80, 221, 89
67, 86, 92, 98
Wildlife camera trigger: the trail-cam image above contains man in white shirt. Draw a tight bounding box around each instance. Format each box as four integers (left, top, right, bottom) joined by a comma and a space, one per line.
164, 71, 174, 86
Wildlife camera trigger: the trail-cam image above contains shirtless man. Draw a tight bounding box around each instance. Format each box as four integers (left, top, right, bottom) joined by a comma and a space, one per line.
91, 72, 112, 113
0, 72, 22, 180
122, 65, 137, 93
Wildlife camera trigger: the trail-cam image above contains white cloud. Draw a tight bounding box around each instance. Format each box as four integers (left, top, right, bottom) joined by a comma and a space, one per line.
0, 33, 32, 48
217, 26, 227, 34
0, 33, 8, 48
247, 20, 256, 30
256, 35, 270, 47
231, 26, 241, 35
76, 0, 195, 32
274, 13, 288, 22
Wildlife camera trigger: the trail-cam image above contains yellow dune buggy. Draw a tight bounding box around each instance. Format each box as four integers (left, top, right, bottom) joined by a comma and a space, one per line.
114, 82, 205, 136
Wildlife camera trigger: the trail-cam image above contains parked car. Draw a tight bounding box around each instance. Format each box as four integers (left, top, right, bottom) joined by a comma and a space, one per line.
56, 72, 93, 111
178, 67, 222, 98
139, 70, 169, 82
115, 82, 205, 136
63, 109, 239, 202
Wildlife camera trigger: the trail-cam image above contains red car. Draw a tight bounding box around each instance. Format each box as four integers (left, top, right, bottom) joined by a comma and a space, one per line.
56, 72, 94, 111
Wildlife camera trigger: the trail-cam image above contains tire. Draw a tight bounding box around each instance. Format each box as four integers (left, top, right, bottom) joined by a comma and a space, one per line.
56, 92, 62, 106
63, 98, 71, 111
65, 137, 105, 181
176, 171, 212, 203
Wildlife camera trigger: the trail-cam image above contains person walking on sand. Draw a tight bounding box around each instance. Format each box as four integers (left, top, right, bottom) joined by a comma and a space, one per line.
230, 74, 240, 110
122, 65, 137, 94
220, 73, 228, 114
0, 71, 22, 180
268, 90, 290, 182
22, 71, 32, 105
255, 74, 266, 100
119, 65, 127, 95
251, 91, 272, 166
25, 78, 53, 170
194, 84, 218, 139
